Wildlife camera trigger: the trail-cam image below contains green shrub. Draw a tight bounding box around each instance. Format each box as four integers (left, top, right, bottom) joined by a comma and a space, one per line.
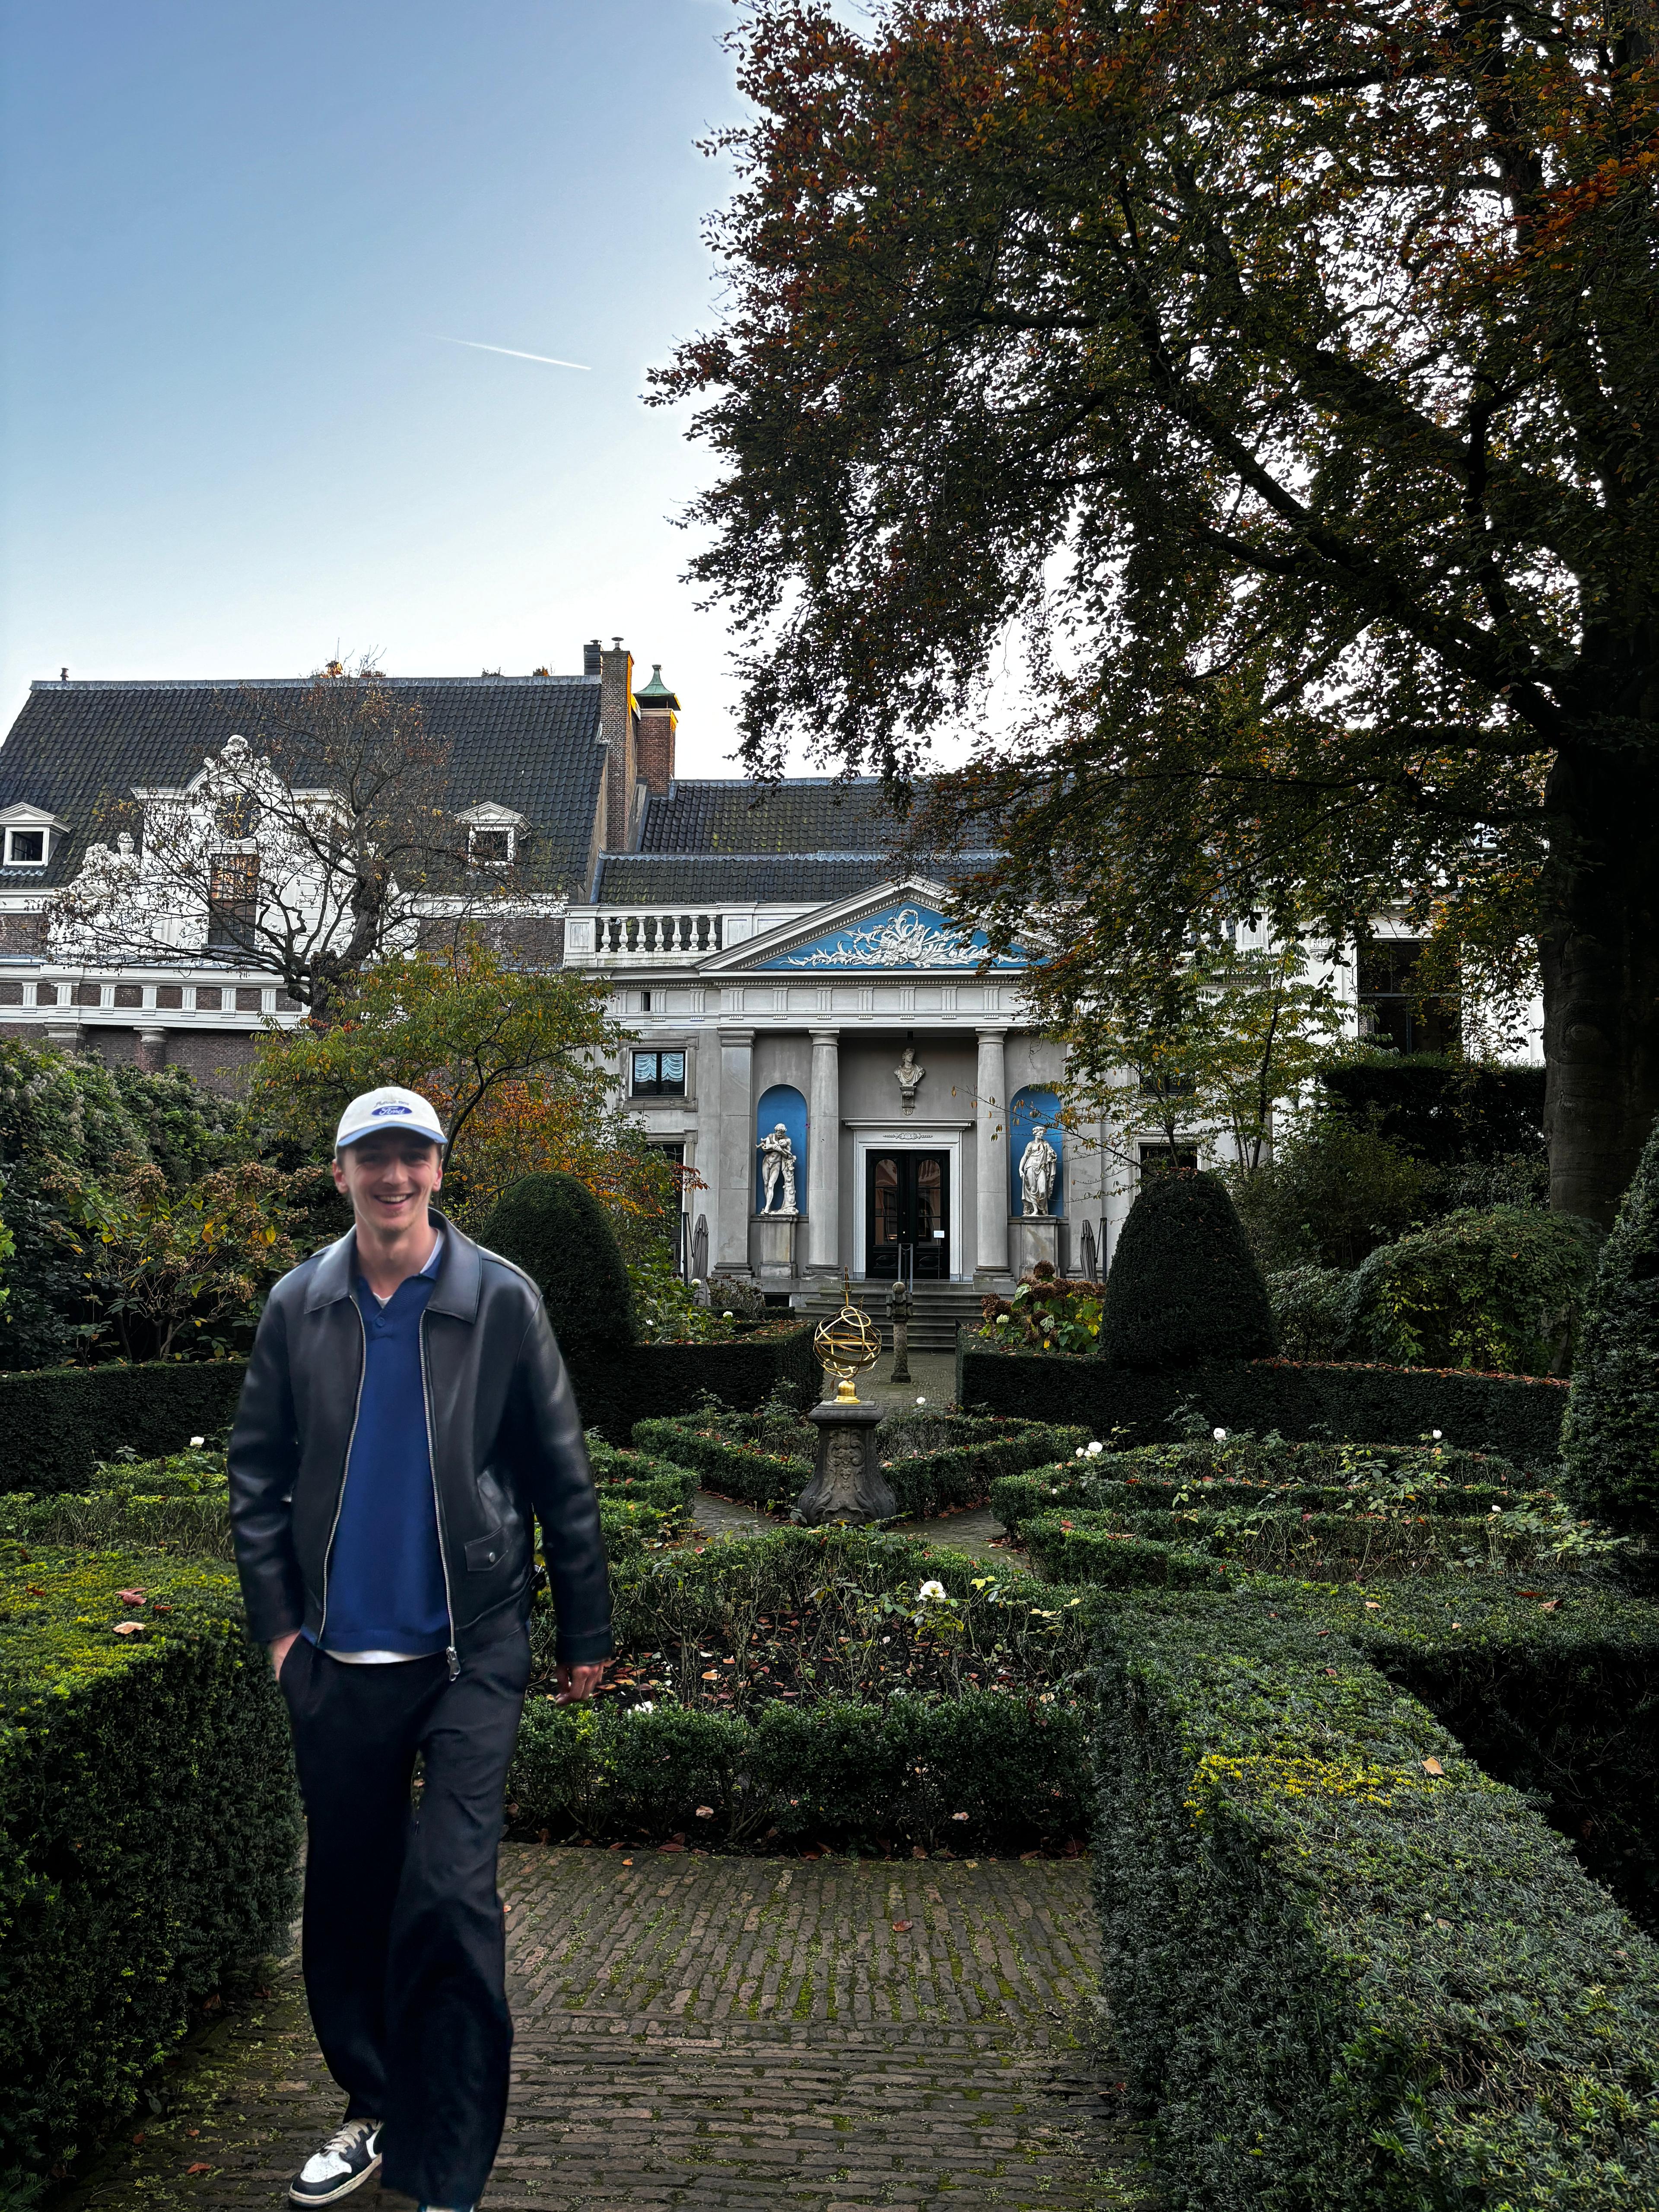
0, 1041, 244, 1371
1100, 1170, 1276, 1369
958, 1342, 1571, 1468
0, 1362, 247, 1497
480, 1170, 635, 1357
508, 1688, 1087, 1852
1092, 1585, 1659, 2209
1344, 1205, 1602, 1375
1318, 1053, 1547, 1164
1229, 1112, 1436, 1270
1265, 1263, 1351, 1360
0, 1548, 300, 2188
1560, 1117, 1659, 1536
632, 1413, 811, 1510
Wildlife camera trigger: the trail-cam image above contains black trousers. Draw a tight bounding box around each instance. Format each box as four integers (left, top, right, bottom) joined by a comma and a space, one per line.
279, 1627, 531, 2208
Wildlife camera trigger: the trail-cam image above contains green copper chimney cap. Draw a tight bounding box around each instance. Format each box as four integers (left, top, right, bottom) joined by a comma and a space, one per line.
635, 663, 680, 709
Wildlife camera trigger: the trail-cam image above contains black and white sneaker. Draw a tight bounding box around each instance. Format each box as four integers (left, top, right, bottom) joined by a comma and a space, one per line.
288, 2118, 382, 2204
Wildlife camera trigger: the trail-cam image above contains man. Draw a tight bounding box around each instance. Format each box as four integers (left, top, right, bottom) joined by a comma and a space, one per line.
229, 1085, 611, 2212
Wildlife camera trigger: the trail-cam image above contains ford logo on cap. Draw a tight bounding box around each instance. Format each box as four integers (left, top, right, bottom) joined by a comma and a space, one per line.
371, 1101, 414, 1117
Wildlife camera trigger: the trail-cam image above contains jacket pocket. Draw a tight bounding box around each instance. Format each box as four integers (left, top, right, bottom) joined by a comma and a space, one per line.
464, 1530, 511, 1573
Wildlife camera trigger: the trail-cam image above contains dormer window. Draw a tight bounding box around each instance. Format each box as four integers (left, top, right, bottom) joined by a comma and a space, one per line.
0, 805, 67, 867
458, 802, 526, 870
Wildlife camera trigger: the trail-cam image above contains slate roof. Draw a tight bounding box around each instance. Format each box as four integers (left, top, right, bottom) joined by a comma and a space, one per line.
0, 677, 606, 894
639, 778, 922, 856
593, 852, 998, 906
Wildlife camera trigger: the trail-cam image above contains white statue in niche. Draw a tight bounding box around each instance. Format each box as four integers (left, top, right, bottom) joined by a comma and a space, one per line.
1018, 1127, 1058, 1217
757, 1123, 798, 1215
893, 1045, 926, 1114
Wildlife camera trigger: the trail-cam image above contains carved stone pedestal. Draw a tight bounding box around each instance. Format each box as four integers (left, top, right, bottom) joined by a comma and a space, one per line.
1008, 1216, 1062, 1278
795, 1398, 896, 1526
749, 1212, 798, 1285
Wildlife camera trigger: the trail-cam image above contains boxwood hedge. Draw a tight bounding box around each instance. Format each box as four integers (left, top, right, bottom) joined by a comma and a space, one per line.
1093, 1584, 1659, 2209
0, 1547, 301, 2189
958, 1344, 1570, 1467
634, 1409, 1091, 1517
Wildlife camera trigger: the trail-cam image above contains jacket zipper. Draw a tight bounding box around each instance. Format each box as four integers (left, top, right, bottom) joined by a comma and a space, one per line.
317, 1297, 369, 1651
420, 1309, 461, 1679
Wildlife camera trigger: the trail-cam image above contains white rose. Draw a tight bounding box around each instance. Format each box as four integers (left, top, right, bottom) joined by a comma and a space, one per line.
918, 1580, 947, 1602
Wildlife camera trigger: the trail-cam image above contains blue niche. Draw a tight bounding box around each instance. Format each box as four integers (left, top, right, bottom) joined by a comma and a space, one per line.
1007, 1086, 1064, 1217
755, 1084, 807, 1216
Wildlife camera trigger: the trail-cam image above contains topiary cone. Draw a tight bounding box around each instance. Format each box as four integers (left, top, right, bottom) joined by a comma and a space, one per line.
1560, 1116, 1659, 1534
478, 1171, 634, 1358
1100, 1169, 1277, 1370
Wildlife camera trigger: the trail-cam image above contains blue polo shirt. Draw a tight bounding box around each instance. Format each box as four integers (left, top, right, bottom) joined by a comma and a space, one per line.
313, 1235, 449, 1659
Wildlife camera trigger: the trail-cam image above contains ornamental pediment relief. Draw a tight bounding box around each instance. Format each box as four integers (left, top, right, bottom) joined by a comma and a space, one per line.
702, 881, 1030, 974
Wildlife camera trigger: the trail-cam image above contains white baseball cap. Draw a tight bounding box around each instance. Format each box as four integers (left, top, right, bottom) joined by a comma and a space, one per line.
334, 1086, 447, 1150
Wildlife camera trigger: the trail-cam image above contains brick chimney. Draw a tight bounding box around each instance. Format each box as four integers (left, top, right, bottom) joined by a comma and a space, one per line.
634, 663, 679, 795
599, 639, 637, 847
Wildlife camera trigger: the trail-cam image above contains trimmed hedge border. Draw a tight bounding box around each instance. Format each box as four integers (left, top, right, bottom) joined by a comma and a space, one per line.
0, 1363, 248, 1496
0, 1324, 823, 1494
1093, 1583, 1659, 2209
508, 1688, 1087, 1853
0, 1546, 301, 2187
633, 1411, 1093, 1517
566, 1325, 821, 1444
957, 1343, 1570, 1466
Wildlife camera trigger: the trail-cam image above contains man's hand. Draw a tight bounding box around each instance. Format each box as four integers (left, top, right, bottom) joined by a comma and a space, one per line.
556, 1661, 608, 1704
269, 1630, 300, 1679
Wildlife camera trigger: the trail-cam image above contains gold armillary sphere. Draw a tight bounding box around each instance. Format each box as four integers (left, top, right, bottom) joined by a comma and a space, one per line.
814, 1274, 881, 1403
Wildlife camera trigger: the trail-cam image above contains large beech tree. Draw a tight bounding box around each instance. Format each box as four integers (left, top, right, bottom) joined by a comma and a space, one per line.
661, 0, 1659, 1223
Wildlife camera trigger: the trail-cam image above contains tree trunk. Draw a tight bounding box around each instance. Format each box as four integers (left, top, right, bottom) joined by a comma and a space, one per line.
1540, 743, 1659, 1227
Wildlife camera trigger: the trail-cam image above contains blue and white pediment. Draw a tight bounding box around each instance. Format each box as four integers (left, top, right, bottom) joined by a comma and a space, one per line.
756, 898, 1025, 973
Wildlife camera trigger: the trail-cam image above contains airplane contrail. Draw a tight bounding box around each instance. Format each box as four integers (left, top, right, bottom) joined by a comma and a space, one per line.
439, 337, 592, 371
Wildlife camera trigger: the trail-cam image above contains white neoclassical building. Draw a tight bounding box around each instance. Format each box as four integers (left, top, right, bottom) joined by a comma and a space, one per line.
0, 636, 1505, 1311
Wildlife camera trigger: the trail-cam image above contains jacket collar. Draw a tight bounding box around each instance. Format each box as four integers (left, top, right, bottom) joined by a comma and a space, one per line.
304, 1208, 483, 1322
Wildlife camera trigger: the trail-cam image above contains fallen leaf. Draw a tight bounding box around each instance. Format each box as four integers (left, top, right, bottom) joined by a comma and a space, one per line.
892, 1920, 914, 1932
1422, 1758, 1444, 1776
118, 1589, 145, 1605
185, 2164, 212, 2177
694, 1805, 714, 1818
1541, 1599, 1560, 1613
1363, 1601, 1380, 1611
113, 1621, 146, 1635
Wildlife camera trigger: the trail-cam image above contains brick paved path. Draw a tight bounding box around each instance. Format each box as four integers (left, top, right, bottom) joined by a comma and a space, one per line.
67, 1850, 1147, 2211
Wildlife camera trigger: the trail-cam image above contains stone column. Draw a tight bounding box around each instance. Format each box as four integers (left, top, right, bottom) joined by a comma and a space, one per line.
975, 1026, 1009, 1281
807, 1028, 840, 1274
716, 1028, 755, 1271
137, 1026, 167, 1074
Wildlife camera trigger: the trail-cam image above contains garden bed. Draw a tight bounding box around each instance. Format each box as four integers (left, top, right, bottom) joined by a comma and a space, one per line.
633, 1407, 1093, 1518
512, 1527, 1091, 1853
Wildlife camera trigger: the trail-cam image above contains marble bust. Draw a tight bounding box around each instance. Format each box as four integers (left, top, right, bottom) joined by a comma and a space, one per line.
757, 1123, 798, 1214
893, 1046, 926, 1114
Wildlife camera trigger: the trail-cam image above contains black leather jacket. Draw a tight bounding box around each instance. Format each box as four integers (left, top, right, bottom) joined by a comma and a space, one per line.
228, 1211, 612, 1669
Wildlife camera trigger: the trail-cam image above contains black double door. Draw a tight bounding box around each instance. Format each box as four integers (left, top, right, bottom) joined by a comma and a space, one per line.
867, 1151, 949, 1280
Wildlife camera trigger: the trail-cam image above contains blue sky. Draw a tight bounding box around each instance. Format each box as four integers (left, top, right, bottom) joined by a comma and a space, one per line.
0, 0, 780, 773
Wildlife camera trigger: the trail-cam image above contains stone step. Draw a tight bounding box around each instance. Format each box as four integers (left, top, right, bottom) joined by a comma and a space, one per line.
792, 1281, 1007, 1352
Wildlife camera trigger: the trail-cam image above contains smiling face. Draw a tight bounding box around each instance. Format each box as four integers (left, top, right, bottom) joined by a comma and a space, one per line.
332, 1129, 444, 1238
